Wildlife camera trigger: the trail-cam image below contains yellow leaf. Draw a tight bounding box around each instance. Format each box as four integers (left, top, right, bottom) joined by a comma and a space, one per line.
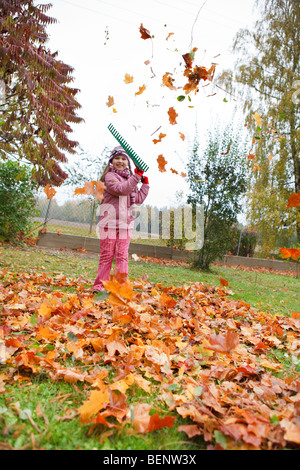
252, 111, 262, 127
37, 303, 52, 317
78, 388, 109, 422
124, 73, 134, 84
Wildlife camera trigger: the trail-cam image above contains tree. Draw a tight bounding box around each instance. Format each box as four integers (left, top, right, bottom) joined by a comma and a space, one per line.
187, 123, 249, 270
0, 1, 83, 186
0, 160, 38, 241
217, 0, 300, 243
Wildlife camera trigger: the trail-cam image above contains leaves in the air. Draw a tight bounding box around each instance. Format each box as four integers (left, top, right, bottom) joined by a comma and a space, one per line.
162, 72, 176, 90
135, 84, 146, 96
124, 73, 134, 84
157, 154, 168, 172
74, 180, 105, 202
44, 184, 56, 199
286, 191, 300, 209
139, 23, 152, 40
106, 95, 114, 107
153, 133, 166, 144
168, 107, 178, 125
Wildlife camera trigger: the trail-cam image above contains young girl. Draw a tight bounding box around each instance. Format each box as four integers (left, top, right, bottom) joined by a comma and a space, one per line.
93, 145, 149, 293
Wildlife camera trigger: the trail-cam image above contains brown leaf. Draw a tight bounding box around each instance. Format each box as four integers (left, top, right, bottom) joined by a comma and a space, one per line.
139, 23, 151, 40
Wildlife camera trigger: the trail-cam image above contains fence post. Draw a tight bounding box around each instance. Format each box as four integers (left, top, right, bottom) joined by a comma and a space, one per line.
43, 199, 52, 229
236, 224, 243, 256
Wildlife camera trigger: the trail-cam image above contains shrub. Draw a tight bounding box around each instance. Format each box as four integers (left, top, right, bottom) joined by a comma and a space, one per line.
0, 161, 38, 242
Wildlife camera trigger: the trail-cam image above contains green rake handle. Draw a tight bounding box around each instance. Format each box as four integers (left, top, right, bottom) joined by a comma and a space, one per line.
108, 123, 149, 172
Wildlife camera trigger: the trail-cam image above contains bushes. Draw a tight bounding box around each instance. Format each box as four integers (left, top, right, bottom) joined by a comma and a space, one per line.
0, 161, 38, 242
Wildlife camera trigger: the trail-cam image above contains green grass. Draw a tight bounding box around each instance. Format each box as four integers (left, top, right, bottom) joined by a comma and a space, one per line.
0, 244, 299, 450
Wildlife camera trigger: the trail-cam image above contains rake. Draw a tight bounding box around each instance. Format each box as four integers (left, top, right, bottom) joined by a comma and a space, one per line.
108, 123, 149, 172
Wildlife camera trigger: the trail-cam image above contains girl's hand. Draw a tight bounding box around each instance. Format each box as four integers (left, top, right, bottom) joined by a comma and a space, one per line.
134, 167, 144, 177
141, 175, 149, 184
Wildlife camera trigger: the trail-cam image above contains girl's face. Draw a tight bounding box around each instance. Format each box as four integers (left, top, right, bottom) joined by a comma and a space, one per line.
111, 155, 128, 171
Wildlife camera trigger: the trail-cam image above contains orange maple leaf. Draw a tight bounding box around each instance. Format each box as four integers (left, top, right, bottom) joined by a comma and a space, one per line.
286, 191, 300, 209
135, 84, 146, 96
44, 184, 56, 200
79, 388, 110, 422
106, 96, 114, 107
280, 247, 300, 261
74, 181, 105, 202
219, 278, 229, 287
168, 107, 178, 125
157, 154, 168, 172
153, 133, 166, 144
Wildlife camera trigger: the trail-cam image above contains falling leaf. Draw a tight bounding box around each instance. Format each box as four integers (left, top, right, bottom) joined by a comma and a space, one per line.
280, 248, 300, 261
168, 107, 178, 125
166, 32, 174, 41
44, 184, 56, 200
135, 84, 146, 96
182, 47, 198, 69
139, 23, 152, 40
179, 132, 185, 141
286, 191, 300, 209
157, 154, 168, 172
252, 112, 262, 127
170, 168, 178, 174
153, 133, 166, 144
106, 96, 114, 107
162, 72, 176, 90
124, 73, 134, 84
221, 144, 231, 155
219, 278, 229, 287
74, 181, 105, 202
268, 154, 274, 161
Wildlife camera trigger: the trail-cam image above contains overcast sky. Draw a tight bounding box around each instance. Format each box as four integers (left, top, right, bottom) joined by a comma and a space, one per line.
38, 0, 257, 210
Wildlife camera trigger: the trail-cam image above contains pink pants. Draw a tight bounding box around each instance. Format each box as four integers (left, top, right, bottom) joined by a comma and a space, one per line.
93, 227, 132, 291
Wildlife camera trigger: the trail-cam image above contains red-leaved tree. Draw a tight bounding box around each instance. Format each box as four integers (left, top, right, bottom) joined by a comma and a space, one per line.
0, 0, 83, 185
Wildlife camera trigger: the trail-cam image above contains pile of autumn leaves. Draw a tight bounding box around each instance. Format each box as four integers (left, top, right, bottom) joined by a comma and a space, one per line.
0, 269, 300, 450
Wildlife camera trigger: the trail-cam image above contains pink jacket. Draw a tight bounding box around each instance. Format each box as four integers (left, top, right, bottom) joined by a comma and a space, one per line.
98, 171, 149, 230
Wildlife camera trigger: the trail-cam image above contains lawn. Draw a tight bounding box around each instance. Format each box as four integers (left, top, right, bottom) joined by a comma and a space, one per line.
0, 244, 299, 451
